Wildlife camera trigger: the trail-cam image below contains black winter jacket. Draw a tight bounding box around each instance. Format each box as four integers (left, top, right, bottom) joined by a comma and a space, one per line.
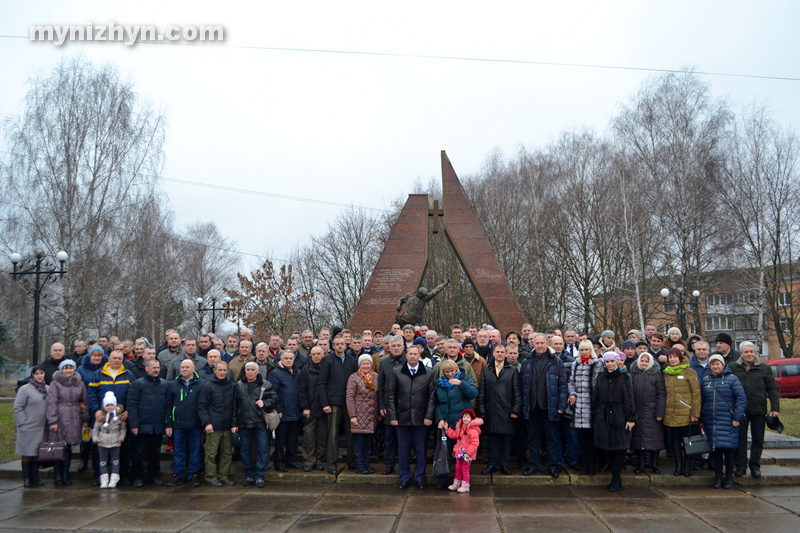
378, 353, 406, 425
197, 375, 237, 431
592, 368, 637, 451
729, 356, 780, 417
127, 374, 169, 435
298, 360, 324, 418
234, 375, 277, 429
387, 363, 436, 426
165, 373, 207, 429
477, 361, 522, 435
318, 352, 358, 408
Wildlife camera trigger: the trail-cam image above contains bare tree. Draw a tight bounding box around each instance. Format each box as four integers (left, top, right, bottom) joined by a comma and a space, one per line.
2, 56, 167, 352
309, 206, 387, 327
720, 105, 800, 354
181, 222, 240, 335
613, 68, 732, 334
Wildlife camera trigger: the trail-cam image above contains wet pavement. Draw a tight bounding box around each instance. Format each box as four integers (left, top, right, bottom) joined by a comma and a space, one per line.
0, 478, 799, 532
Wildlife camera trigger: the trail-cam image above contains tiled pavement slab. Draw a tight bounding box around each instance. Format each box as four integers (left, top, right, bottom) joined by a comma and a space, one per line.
0, 480, 799, 531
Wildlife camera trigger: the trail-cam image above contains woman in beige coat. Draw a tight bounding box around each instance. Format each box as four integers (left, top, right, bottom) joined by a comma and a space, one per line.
663, 348, 701, 477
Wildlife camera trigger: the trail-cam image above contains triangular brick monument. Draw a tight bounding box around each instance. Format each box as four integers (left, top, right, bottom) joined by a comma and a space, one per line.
347, 151, 527, 334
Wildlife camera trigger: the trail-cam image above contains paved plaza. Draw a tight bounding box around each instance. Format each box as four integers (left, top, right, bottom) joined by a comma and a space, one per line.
0, 478, 799, 533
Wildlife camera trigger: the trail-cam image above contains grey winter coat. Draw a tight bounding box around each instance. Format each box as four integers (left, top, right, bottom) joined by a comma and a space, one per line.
630, 355, 666, 451
46, 372, 89, 445
568, 357, 603, 429
14, 382, 49, 456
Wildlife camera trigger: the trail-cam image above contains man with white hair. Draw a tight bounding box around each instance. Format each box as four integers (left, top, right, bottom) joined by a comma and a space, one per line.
235, 361, 276, 487
729, 342, 780, 479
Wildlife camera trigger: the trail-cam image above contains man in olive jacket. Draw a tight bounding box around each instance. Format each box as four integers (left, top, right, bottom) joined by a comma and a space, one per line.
197, 361, 238, 486
387, 345, 436, 490
729, 341, 780, 478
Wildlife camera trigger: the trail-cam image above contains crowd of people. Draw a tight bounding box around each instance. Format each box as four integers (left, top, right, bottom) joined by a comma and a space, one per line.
13, 322, 780, 493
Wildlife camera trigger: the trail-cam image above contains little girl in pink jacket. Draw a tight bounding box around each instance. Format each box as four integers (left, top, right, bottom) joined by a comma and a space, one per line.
446, 408, 483, 493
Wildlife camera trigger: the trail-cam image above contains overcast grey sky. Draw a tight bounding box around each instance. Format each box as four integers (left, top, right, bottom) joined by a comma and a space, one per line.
2, 1, 799, 266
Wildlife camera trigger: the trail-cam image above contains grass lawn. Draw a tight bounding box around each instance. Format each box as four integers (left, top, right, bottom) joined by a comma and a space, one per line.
776, 397, 800, 439
0, 402, 17, 463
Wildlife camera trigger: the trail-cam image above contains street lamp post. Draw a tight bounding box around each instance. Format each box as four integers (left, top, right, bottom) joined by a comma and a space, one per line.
8, 248, 69, 366
196, 296, 232, 334
661, 287, 700, 337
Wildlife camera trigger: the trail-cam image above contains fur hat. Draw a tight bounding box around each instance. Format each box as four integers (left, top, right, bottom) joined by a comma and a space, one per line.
58, 359, 76, 370
602, 352, 620, 362
357, 354, 373, 367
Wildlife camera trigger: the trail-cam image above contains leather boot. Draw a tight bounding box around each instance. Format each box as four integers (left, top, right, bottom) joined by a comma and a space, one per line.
22, 462, 34, 488
53, 462, 64, 486
31, 461, 45, 486
608, 460, 623, 492
63, 450, 72, 485
672, 442, 683, 476
712, 475, 723, 489
634, 451, 646, 474
651, 452, 661, 475
78, 443, 89, 473
683, 449, 692, 477
723, 475, 734, 489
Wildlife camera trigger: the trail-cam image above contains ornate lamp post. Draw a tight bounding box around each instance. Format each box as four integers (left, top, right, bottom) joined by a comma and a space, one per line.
196, 296, 232, 334
8, 248, 69, 366
661, 287, 700, 337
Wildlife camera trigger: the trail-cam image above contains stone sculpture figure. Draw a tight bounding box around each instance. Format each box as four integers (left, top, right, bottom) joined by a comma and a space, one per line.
395, 279, 450, 327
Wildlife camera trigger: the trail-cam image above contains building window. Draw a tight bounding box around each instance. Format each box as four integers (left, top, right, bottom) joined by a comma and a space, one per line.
779, 317, 791, 331
705, 316, 731, 331
734, 315, 758, 331
707, 293, 731, 306
778, 292, 791, 307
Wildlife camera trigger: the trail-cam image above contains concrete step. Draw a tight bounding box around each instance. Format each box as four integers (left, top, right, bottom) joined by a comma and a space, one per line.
2, 459, 799, 487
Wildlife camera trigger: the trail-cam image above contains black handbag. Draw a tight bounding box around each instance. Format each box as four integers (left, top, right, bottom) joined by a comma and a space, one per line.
683, 433, 712, 455
432, 428, 451, 477
37, 434, 68, 462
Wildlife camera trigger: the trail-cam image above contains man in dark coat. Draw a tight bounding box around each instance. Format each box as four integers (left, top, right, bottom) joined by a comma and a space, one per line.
197, 360, 237, 486
299, 346, 327, 471
477, 345, 522, 475
729, 342, 780, 478
714, 333, 740, 366
41, 342, 67, 384
520, 333, 568, 478
378, 335, 406, 475
387, 345, 436, 490
165, 360, 207, 486
127, 359, 169, 487
319, 335, 358, 475
268, 350, 302, 471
